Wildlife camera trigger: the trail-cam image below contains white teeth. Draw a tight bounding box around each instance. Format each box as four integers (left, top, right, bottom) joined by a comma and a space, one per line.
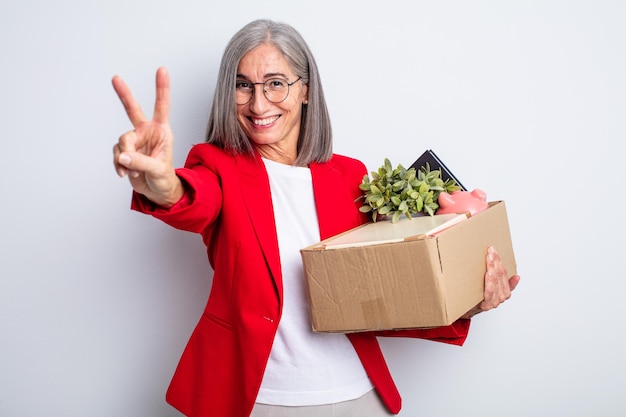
252, 116, 279, 126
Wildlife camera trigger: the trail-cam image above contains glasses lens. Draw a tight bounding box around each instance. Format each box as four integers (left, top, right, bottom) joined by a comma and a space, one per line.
264, 79, 288, 103
235, 80, 252, 105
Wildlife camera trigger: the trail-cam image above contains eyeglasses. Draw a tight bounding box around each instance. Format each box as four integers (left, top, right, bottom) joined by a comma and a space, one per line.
235, 76, 302, 105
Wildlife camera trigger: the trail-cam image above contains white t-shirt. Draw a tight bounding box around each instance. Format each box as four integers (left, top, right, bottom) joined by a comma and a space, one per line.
256, 158, 373, 406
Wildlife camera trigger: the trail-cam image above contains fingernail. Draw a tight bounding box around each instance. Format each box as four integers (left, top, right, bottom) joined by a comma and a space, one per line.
119, 154, 131, 166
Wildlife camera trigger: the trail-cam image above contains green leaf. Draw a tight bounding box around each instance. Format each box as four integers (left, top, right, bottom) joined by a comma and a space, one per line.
392, 180, 405, 191
384, 158, 393, 172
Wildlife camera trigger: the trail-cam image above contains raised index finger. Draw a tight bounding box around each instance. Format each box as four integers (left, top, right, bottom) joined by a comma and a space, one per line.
153, 67, 171, 124
112, 74, 148, 128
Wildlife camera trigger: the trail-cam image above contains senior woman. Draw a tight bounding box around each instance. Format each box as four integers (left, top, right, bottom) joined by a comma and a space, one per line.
112, 19, 519, 417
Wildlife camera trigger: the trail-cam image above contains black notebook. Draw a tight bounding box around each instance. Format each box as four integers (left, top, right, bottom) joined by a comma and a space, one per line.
409, 149, 467, 191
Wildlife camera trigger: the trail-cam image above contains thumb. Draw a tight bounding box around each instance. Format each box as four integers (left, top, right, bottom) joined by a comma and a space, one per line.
118, 151, 163, 176
509, 275, 521, 292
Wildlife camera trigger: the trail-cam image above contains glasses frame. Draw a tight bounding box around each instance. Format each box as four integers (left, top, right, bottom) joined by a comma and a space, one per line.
235, 76, 303, 105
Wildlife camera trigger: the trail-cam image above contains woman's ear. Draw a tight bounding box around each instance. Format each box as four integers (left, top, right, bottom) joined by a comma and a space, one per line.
302, 83, 309, 104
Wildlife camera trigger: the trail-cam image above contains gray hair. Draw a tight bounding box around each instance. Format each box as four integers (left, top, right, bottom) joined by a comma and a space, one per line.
205, 19, 332, 164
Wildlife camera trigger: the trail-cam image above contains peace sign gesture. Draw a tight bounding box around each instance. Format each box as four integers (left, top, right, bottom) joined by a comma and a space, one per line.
112, 67, 183, 207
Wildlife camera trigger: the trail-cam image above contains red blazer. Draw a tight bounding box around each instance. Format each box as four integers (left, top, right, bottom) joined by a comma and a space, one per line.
132, 143, 470, 417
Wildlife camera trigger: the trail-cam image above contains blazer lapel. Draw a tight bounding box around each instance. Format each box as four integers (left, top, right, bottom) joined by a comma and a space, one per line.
310, 160, 336, 240
311, 158, 363, 240
235, 153, 283, 298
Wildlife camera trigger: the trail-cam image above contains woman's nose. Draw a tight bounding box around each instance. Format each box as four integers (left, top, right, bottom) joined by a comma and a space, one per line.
249, 86, 271, 112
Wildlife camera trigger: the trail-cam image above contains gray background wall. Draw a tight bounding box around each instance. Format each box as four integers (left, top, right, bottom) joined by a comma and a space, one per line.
1, 1, 625, 416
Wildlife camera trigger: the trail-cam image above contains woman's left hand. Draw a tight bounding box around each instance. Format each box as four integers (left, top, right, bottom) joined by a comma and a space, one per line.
462, 246, 521, 319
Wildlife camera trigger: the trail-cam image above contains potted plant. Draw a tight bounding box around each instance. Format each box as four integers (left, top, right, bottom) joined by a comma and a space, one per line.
357, 158, 461, 223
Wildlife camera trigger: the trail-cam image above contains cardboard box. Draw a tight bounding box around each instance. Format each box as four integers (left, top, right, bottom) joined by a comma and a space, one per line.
300, 201, 516, 333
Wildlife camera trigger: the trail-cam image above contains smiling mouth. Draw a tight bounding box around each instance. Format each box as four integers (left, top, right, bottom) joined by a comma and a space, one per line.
251, 115, 280, 126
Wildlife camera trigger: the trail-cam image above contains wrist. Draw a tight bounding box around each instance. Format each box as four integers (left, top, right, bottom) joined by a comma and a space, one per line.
156, 180, 185, 208
142, 175, 185, 208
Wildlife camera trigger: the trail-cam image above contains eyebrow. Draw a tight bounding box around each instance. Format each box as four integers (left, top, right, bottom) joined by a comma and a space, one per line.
236, 72, 289, 80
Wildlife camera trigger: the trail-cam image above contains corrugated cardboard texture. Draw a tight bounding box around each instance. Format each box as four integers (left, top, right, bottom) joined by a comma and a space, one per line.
300, 201, 517, 333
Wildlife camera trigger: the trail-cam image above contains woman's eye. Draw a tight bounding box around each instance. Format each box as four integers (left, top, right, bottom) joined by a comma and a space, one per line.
236, 80, 251, 89
267, 79, 286, 89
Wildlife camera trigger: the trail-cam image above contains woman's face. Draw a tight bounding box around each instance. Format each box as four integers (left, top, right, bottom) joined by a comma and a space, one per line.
236, 43, 308, 164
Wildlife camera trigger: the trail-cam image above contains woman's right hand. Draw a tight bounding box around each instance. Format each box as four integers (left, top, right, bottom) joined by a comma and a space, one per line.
112, 67, 184, 207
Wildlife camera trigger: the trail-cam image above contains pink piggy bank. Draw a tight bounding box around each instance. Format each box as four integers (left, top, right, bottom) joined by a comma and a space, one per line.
436, 189, 489, 216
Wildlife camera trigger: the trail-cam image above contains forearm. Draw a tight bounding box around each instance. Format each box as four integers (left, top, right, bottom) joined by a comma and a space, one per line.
461, 306, 482, 320
375, 318, 471, 346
